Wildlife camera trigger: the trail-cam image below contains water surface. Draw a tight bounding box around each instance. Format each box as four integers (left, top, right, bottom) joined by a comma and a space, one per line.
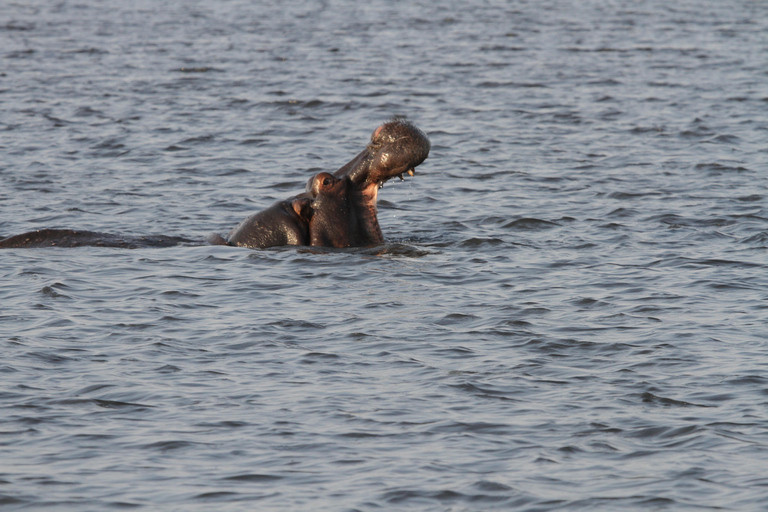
1, 0, 767, 510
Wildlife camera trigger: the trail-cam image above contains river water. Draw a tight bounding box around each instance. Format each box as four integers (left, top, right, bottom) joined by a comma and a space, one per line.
1, 0, 767, 510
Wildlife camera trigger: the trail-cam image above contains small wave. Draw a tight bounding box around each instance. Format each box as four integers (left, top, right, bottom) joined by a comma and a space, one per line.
222, 473, 284, 482
694, 162, 751, 173
459, 237, 506, 247
503, 218, 559, 230
640, 392, 711, 408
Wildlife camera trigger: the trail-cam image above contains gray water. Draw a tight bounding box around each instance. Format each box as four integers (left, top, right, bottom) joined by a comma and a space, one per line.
2, 0, 768, 510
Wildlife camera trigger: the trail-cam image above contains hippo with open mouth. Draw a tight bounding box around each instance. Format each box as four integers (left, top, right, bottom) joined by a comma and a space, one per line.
219, 119, 431, 249
0, 119, 430, 250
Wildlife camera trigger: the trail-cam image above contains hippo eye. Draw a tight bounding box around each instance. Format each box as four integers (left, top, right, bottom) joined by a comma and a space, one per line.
323, 177, 332, 186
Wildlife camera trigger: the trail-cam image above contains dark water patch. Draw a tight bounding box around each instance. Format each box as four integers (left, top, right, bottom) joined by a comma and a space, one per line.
710, 134, 740, 144
438, 346, 477, 359
686, 258, 764, 268
141, 440, 198, 452
176, 67, 221, 73
197, 420, 251, 429
268, 319, 324, 330
180, 134, 216, 145
723, 375, 768, 386
239, 138, 268, 146
702, 280, 759, 291
479, 44, 526, 52
193, 491, 240, 501
645, 214, 736, 228
381, 488, 467, 506
91, 398, 153, 409
105, 501, 143, 509
429, 421, 512, 435
25, 351, 76, 364
75, 384, 116, 394
521, 307, 551, 315
640, 392, 712, 408
74, 106, 105, 118
736, 194, 763, 202
66, 47, 108, 55
42, 113, 72, 126
740, 232, 768, 245
0, 495, 27, 506
572, 297, 611, 308
473, 480, 514, 493
496, 318, 534, 328
477, 81, 547, 88
39, 284, 70, 299
607, 191, 662, 200
628, 424, 704, 439
5, 49, 36, 58
629, 125, 665, 134
695, 162, 751, 173
1, 22, 35, 31
607, 207, 639, 218
223, 473, 284, 483
155, 364, 182, 373
436, 313, 479, 326
680, 126, 716, 139
451, 382, 520, 402
459, 237, 505, 247
300, 352, 341, 364
503, 218, 560, 230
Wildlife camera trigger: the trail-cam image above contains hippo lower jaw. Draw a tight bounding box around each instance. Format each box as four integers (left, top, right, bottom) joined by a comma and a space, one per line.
348, 179, 396, 245
346, 185, 384, 246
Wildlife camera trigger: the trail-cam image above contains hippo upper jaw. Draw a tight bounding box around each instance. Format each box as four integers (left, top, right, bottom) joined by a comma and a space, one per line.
327, 119, 431, 245
335, 120, 431, 188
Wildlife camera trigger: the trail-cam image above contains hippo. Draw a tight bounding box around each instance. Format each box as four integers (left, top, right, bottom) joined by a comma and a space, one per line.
221, 119, 431, 249
0, 119, 430, 250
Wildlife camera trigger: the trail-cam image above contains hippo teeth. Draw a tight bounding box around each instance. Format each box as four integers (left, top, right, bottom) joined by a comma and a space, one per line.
382, 169, 416, 188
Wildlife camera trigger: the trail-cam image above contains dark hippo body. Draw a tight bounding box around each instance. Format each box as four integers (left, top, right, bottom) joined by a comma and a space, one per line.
0, 120, 430, 250
221, 197, 313, 248
0, 228, 192, 249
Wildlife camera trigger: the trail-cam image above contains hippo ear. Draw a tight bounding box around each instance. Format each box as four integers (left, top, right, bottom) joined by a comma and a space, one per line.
291, 197, 313, 222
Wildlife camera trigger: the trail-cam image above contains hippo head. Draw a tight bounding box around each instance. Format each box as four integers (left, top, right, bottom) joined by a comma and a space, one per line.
336, 118, 432, 188
305, 119, 431, 247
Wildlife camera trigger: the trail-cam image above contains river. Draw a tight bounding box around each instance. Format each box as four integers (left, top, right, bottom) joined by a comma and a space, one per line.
1, 0, 767, 510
